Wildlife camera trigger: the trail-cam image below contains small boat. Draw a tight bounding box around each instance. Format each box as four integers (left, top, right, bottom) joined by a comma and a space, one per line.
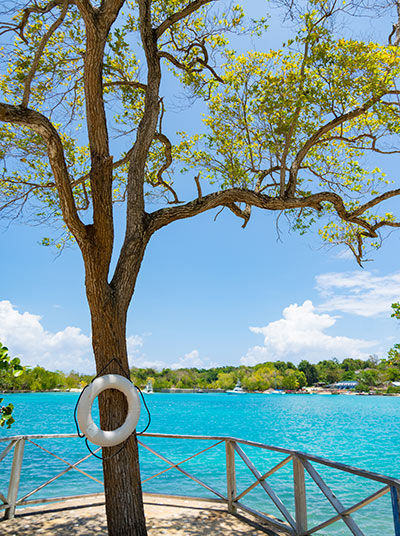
143, 380, 154, 394
263, 373, 286, 394
226, 380, 247, 394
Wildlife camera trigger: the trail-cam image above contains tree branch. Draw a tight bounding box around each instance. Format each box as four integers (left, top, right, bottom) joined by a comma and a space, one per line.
74, 0, 95, 20
158, 48, 223, 83
286, 94, 386, 197
155, 0, 216, 39
0, 0, 68, 43
0, 102, 85, 241
350, 188, 400, 218
194, 173, 202, 198
146, 188, 327, 235
318, 133, 400, 155
112, 0, 162, 304
103, 80, 147, 91
147, 185, 400, 256
74, 0, 125, 270
153, 132, 181, 203
281, 39, 309, 196
22, 1, 69, 107
158, 50, 187, 69
373, 219, 400, 231
254, 166, 280, 192
225, 202, 251, 228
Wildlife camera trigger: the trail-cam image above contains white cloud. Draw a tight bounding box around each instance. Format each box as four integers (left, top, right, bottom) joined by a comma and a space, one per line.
241, 300, 376, 366
334, 248, 354, 260
0, 300, 213, 374
127, 335, 160, 369
127, 334, 143, 364
0, 301, 148, 374
172, 349, 202, 369
0, 300, 93, 372
130, 358, 167, 370
127, 348, 214, 371
127, 335, 144, 350
171, 349, 216, 370
316, 271, 400, 317
128, 348, 217, 371
126, 335, 170, 370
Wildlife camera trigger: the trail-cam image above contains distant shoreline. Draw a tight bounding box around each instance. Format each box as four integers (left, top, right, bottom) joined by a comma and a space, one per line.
2, 388, 400, 396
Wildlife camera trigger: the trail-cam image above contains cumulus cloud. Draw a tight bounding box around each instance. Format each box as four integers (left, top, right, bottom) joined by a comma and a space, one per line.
126, 335, 162, 369
0, 301, 148, 373
171, 349, 216, 370
127, 347, 217, 371
127, 334, 144, 362
130, 358, 167, 370
316, 271, 400, 317
171, 349, 203, 369
0, 300, 216, 373
241, 300, 376, 366
334, 248, 354, 260
0, 300, 93, 372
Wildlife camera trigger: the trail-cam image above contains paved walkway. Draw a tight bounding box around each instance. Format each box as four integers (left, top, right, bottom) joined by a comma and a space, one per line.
1, 495, 285, 535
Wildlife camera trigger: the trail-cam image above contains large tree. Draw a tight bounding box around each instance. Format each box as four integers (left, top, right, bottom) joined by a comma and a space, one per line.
1, 0, 400, 534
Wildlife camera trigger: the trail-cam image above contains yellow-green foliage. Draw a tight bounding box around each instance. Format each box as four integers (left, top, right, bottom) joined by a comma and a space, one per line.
175, 8, 399, 253
0, 1, 399, 256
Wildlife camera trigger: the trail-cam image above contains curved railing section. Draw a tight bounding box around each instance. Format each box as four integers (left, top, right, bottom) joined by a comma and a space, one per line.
0, 433, 399, 536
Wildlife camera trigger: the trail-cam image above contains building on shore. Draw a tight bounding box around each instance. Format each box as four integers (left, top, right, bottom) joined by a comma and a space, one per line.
329, 381, 358, 390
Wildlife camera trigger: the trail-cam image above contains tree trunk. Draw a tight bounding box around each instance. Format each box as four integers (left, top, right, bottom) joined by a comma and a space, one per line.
102, 436, 147, 536
88, 287, 147, 536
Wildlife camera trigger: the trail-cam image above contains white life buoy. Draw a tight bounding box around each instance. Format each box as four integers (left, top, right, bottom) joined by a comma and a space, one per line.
77, 374, 140, 447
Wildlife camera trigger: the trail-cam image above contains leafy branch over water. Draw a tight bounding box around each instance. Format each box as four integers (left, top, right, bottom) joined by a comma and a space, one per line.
0, 343, 24, 428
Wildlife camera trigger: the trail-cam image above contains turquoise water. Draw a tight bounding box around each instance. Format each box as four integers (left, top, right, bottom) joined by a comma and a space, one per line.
0, 392, 399, 534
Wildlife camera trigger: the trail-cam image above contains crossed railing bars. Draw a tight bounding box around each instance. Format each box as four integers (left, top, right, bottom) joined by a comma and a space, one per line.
0, 433, 400, 536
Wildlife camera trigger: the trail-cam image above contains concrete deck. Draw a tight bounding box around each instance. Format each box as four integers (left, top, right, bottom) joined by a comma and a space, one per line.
1, 495, 286, 535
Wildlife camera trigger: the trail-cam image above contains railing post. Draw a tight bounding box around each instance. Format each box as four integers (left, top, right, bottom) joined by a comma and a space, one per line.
4, 438, 25, 520
391, 486, 400, 536
293, 456, 307, 535
225, 440, 237, 513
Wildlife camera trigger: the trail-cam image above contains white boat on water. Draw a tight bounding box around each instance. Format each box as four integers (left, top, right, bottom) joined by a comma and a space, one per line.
263, 372, 286, 394
143, 380, 154, 394
226, 380, 247, 394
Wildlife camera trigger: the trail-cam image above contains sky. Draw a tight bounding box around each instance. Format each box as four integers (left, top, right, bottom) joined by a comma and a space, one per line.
0, 2, 399, 373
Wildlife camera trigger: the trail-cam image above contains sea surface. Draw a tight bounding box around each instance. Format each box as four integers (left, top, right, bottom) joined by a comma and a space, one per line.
0, 392, 399, 535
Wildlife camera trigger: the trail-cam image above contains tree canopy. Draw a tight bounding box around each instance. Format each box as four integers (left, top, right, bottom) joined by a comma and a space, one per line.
0, 0, 399, 262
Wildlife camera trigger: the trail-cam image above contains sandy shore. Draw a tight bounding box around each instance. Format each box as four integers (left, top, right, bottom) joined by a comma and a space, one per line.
1, 495, 285, 535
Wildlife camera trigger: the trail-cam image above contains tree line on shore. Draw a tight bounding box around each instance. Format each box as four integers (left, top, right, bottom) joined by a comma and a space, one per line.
132, 355, 400, 393
1, 306, 398, 394
1, 352, 399, 393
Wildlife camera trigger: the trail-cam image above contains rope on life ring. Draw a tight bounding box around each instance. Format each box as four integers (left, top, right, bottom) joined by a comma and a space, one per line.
76, 374, 141, 447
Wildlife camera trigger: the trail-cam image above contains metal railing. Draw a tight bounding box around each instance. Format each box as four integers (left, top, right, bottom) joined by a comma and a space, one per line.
0, 432, 400, 536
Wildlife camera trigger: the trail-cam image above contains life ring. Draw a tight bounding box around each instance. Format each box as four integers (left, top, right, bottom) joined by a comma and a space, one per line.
77, 374, 140, 447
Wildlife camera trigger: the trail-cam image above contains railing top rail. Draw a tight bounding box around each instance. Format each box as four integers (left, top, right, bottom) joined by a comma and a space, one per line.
1, 432, 399, 488
142, 434, 400, 487
0, 434, 78, 442
295, 450, 400, 488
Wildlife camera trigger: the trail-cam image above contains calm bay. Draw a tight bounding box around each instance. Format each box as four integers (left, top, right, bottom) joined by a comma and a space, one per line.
1, 392, 399, 535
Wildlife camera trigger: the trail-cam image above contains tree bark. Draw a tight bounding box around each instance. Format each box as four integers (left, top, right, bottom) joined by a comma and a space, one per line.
102, 435, 147, 536
86, 271, 147, 536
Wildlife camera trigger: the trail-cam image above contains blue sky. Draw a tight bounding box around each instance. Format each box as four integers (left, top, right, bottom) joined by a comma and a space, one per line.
0, 2, 399, 373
